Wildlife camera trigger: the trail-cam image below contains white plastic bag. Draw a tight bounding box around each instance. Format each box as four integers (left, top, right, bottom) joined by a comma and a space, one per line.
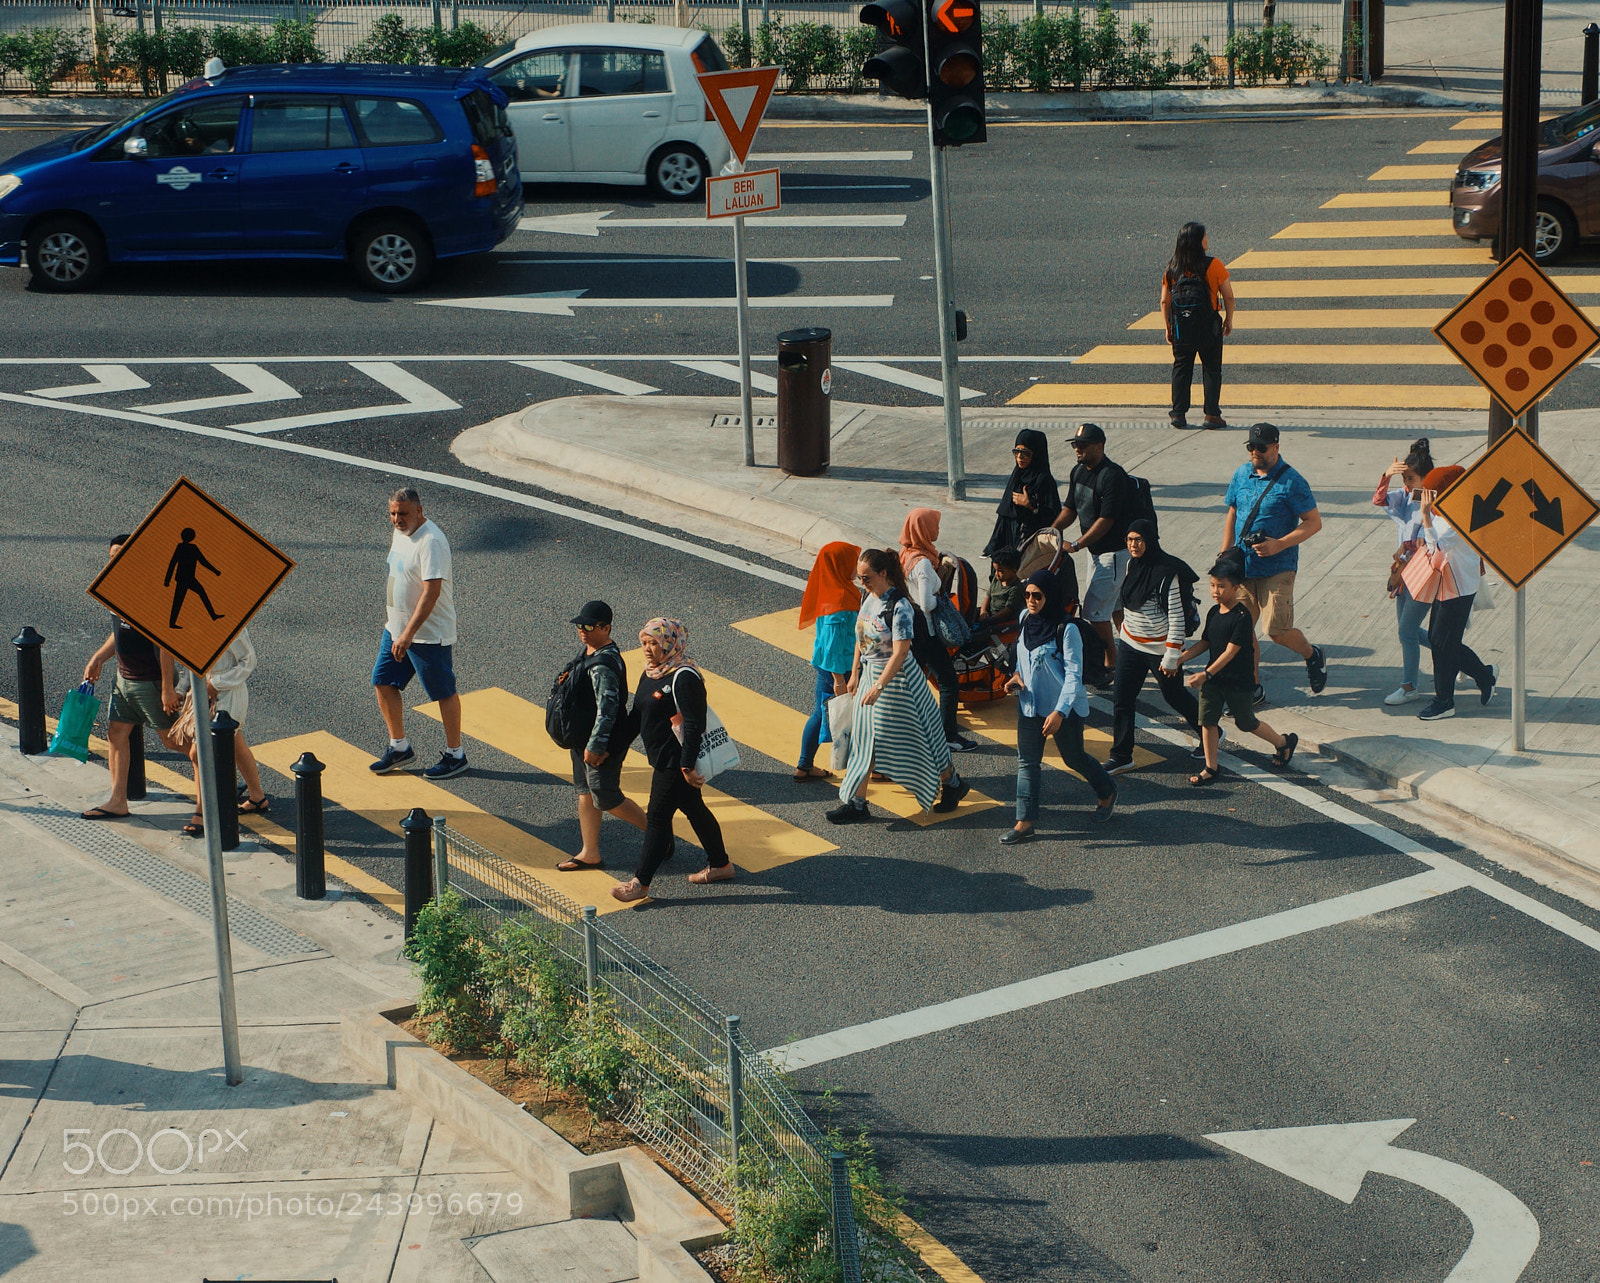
827, 693, 855, 771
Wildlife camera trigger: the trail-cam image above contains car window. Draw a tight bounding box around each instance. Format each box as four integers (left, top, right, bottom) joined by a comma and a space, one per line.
249, 96, 357, 153
1546, 101, 1600, 145
132, 96, 245, 159
348, 97, 444, 147
460, 87, 513, 147
691, 36, 729, 73
576, 49, 669, 97
490, 51, 571, 102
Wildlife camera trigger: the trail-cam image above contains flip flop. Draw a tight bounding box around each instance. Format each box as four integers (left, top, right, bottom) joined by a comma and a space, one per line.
81, 806, 130, 820
557, 857, 604, 872
792, 767, 832, 782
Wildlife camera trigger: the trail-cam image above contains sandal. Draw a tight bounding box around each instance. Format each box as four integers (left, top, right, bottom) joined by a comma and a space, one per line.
81, 806, 130, 820
180, 815, 205, 838
1272, 732, 1299, 769
1188, 767, 1222, 787
793, 766, 832, 782
557, 856, 604, 872
238, 795, 271, 815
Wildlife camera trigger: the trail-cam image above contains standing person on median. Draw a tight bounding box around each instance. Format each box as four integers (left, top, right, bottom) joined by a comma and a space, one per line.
175, 626, 272, 837
555, 600, 650, 872
610, 618, 732, 903
1160, 220, 1234, 430
795, 541, 861, 783
1220, 424, 1328, 705
1373, 437, 1436, 707
1051, 423, 1131, 678
369, 487, 468, 780
1000, 568, 1116, 845
80, 534, 181, 821
1415, 466, 1498, 722
983, 429, 1062, 559
900, 508, 977, 753
829, 549, 968, 823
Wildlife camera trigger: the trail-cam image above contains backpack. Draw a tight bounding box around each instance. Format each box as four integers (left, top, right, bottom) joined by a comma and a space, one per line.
1169, 258, 1220, 346
1125, 474, 1159, 538
1172, 562, 1202, 637
545, 647, 624, 750
1059, 616, 1108, 688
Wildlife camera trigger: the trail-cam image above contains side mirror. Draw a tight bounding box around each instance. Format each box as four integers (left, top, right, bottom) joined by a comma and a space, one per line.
123, 136, 147, 158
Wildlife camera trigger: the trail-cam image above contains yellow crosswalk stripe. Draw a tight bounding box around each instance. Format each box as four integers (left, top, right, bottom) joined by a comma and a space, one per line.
1230, 248, 1492, 267
1408, 140, 1482, 154
1232, 276, 1485, 298
1369, 164, 1459, 180
1450, 117, 1498, 129
253, 730, 633, 914
1321, 191, 1451, 208
1009, 384, 1489, 409
1129, 307, 1450, 329
1074, 343, 1459, 365
1271, 219, 1457, 239
417, 688, 835, 873
732, 607, 814, 662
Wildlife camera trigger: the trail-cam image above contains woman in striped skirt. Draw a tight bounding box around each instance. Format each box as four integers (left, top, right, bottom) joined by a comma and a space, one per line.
828, 549, 969, 823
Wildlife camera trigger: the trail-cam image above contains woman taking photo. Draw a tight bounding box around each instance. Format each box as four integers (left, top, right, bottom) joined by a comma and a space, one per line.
1415, 467, 1498, 722
829, 549, 968, 823
795, 540, 860, 781
1001, 569, 1116, 845
984, 429, 1062, 558
1160, 221, 1235, 430
900, 508, 974, 753
1373, 437, 1434, 706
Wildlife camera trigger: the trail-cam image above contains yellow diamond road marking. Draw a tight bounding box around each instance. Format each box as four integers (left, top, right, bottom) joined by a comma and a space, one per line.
1074, 344, 1461, 365
1321, 191, 1451, 208
1272, 219, 1457, 239
1008, 384, 1489, 409
1230, 248, 1493, 268
1409, 139, 1485, 153
1369, 164, 1460, 180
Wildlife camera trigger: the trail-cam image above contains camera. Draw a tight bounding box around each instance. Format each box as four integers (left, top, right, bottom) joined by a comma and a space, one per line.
1241, 531, 1269, 547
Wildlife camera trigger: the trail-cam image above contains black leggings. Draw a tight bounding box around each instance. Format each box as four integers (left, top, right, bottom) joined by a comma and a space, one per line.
1112, 640, 1200, 761
912, 628, 960, 741
635, 766, 729, 886
1171, 336, 1223, 419
1428, 594, 1492, 705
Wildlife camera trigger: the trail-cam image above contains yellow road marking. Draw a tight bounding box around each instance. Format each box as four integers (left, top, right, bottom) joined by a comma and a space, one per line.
1074, 343, 1459, 365
895, 1213, 988, 1283
733, 607, 816, 662
1450, 117, 1498, 129
418, 688, 834, 873
1229, 247, 1493, 268
1129, 307, 1454, 330
1408, 139, 1484, 153
1369, 164, 1459, 180
1271, 219, 1457, 239
253, 730, 631, 914
1009, 383, 1489, 409
1232, 276, 1486, 298
1320, 191, 1450, 207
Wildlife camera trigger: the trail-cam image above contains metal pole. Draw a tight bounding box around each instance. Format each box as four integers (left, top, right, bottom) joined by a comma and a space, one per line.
926, 143, 966, 501
1585, 23, 1600, 103
432, 814, 449, 896
582, 905, 598, 1005
431, 0, 441, 27
127, 724, 147, 801
725, 1015, 743, 1190
211, 709, 240, 853
763, 0, 771, 39
1512, 409, 1529, 751
451, 0, 459, 29
1227, 0, 1235, 87
401, 807, 433, 939
1361, 0, 1371, 84
830, 1150, 864, 1283
13, 627, 46, 756
607, 0, 616, 21
188, 663, 242, 1086
731, 161, 756, 468
1488, 0, 1540, 447
739, 0, 750, 63
291, 751, 325, 900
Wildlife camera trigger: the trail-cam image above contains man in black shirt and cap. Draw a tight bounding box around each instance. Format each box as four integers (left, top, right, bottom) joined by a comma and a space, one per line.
1052, 423, 1131, 676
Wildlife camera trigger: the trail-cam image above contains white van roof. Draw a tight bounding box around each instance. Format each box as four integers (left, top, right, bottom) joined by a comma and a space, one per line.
511, 23, 708, 53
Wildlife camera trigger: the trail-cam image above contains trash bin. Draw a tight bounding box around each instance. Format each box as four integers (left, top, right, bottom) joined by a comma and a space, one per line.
776, 326, 831, 476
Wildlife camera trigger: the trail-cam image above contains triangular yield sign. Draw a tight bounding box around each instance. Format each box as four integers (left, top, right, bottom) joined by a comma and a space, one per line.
698, 66, 780, 164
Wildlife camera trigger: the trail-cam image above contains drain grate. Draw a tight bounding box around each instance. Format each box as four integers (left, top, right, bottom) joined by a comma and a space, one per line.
24, 808, 322, 958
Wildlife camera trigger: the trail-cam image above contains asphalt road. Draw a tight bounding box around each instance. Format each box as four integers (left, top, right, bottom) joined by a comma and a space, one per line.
3, 112, 1599, 1281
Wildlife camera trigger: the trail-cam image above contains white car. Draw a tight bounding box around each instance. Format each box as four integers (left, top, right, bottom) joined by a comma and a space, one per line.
482, 24, 734, 200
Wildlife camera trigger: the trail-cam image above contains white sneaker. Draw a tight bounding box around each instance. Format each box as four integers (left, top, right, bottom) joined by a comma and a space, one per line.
1385, 686, 1420, 706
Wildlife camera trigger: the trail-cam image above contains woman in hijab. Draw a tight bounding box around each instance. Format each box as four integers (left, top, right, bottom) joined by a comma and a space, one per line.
1107, 520, 1203, 772
899, 508, 975, 752
1001, 569, 1116, 844
984, 429, 1062, 558
1416, 465, 1498, 722
610, 618, 733, 903
796, 540, 861, 781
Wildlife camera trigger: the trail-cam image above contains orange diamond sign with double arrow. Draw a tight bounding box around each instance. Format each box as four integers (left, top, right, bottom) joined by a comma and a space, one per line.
1434, 428, 1599, 589
697, 66, 780, 165
1433, 247, 1600, 417
89, 477, 295, 675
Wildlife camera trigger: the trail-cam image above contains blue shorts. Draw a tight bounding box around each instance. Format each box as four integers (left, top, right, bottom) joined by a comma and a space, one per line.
372, 630, 457, 702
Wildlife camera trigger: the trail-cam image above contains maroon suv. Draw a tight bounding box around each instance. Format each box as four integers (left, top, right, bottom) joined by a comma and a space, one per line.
1450, 101, 1600, 262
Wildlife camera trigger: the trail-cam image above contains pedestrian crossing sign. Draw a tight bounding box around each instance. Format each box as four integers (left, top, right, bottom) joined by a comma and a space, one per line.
89, 476, 295, 675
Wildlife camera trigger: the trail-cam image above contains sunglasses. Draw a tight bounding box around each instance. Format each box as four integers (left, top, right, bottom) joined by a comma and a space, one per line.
576, 622, 604, 631
1246, 443, 1271, 453
1023, 590, 1045, 600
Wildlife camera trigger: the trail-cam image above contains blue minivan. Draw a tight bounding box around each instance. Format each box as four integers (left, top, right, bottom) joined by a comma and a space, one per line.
0, 62, 522, 293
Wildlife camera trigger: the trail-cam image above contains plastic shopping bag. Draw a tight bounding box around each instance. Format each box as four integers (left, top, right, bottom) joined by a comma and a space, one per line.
46, 682, 100, 763
827, 693, 854, 772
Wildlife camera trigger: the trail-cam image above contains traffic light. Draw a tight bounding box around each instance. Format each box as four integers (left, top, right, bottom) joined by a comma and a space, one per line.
928, 0, 985, 146
859, 0, 926, 100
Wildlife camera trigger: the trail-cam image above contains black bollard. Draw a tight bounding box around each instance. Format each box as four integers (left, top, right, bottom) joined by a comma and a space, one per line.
127, 724, 147, 801
13, 627, 46, 756
292, 752, 326, 900
401, 807, 433, 940
210, 709, 240, 852
1585, 23, 1599, 103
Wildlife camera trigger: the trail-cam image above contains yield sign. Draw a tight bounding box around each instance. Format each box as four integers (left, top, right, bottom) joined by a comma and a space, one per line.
698, 66, 780, 165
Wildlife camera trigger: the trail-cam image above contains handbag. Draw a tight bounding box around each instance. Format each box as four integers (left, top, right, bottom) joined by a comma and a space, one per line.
929, 595, 972, 649
670, 670, 741, 782
1401, 546, 1458, 604
46, 682, 100, 762
1224, 460, 1289, 573
827, 693, 854, 771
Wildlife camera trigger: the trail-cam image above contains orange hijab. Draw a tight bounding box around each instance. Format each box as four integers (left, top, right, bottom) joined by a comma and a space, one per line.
799, 541, 862, 628
899, 508, 941, 577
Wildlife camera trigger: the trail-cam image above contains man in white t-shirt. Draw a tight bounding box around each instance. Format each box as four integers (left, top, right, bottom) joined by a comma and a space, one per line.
369, 488, 467, 779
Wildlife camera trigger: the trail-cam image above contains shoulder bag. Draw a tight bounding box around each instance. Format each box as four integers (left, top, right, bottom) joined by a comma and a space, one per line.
670, 669, 741, 781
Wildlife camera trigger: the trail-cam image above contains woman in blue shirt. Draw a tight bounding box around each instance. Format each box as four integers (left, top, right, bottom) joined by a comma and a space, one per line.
796, 541, 860, 781
1001, 569, 1117, 845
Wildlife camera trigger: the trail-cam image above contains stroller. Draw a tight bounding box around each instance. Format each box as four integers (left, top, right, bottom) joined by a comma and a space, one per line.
952, 528, 1081, 705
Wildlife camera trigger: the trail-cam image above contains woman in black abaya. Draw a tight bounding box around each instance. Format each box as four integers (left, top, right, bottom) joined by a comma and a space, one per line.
984, 429, 1062, 558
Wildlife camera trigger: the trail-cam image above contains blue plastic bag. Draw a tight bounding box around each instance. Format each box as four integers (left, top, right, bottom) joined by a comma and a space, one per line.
46, 682, 100, 763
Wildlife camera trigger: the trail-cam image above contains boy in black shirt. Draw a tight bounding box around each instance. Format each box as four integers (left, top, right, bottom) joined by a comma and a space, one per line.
1177, 560, 1297, 784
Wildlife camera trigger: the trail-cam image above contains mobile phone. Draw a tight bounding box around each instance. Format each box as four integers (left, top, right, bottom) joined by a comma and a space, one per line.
1411, 488, 1423, 501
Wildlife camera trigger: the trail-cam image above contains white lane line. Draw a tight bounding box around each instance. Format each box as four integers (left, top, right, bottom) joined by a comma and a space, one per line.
748, 151, 915, 161
0, 353, 1077, 365
26, 364, 151, 399
765, 869, 1464, 1072
674, 360, 780, 394
136, 363, 301, 415
516, 360, 659, 396
420, 294, 894, 316
500, 256, 902, 265
836, 360, 983, 400
785, 183, 912, 191
0, 390, 809, 590
517, 211, 907, 236
228, 362, 459, 434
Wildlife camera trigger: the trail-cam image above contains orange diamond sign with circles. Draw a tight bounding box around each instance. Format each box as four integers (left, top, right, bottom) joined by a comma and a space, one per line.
1433, 247, 1600, 416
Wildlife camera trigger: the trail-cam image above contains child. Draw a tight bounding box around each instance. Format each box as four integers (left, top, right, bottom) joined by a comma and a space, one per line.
1178, 560, 1298, 784
961, 547, 1025, 655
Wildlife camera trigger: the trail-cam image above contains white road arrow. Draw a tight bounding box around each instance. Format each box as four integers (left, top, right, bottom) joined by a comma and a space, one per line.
420, 292, 892, 317
1206, 1120, 1539, 1282
27, 364, 151, 399
517, 210, 907, 236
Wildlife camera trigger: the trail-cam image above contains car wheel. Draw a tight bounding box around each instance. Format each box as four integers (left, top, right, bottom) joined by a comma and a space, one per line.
1533, 199, 1577, 263
26, 216, 106, 293
350, 218, 433, 293
648, 145, 708, 201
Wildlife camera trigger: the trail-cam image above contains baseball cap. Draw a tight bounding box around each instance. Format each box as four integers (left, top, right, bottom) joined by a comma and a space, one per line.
1071, 422, 1106, 446
571, 600, 613, 627
1245, 423, 1280, 447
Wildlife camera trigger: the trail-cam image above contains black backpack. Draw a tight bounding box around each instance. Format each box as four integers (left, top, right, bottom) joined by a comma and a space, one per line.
1057, 616, 1108, 687
1169, 258, 1220, 346
1125, 474, 1159, 537
545, 647, 625, 750
1172, 561, 1202, 637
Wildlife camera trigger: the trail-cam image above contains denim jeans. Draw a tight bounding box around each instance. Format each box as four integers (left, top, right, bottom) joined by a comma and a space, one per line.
799, 664, 838, 769
1016, 711, 1115, 823
1394, 587, 1432, 689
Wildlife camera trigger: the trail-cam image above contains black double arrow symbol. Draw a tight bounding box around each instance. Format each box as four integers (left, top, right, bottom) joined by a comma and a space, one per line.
1469, 477, 1565, 535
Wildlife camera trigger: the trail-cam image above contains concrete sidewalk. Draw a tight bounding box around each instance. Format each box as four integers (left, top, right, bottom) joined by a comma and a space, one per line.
456, 395, 1600, 881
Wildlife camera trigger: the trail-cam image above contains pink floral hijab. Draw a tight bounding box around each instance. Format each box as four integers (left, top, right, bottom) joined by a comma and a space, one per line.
640, 617, 697, 678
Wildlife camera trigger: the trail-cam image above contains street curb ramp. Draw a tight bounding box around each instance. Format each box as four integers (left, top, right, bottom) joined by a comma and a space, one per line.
344, 1003, 723, 1282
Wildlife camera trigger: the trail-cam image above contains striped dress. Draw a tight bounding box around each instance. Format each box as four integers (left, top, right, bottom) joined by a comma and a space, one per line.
840, 593, 952, 812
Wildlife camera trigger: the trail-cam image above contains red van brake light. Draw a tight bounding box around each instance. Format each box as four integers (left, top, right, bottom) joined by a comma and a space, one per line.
471, 143, 496, 197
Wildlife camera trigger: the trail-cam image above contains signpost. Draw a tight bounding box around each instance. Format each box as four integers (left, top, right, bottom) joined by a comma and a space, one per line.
698, 66, 780, 468
88, 478, 295, 1084
1432, 248, 1600, 750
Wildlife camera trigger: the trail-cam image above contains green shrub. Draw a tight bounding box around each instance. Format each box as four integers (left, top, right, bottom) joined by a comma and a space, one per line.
841, 26, 877, 92
208, 23, 273, 67
1225, 20, 1332, 85
406, 891, 495, 1053
0, 27, 85, 95
424, 20, 496, 68
349, 12, 427, 64
270, 18, 323, 64
754, 19, 781, 70
719, 21, 753, 69
779, 21, 843, 93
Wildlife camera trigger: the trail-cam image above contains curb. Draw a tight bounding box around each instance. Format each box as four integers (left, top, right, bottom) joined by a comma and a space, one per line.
0, 97, 141, 124
343, 1003, 723, 1283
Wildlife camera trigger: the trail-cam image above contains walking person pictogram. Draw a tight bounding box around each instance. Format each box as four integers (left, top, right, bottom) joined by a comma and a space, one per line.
165, 527, 224, 629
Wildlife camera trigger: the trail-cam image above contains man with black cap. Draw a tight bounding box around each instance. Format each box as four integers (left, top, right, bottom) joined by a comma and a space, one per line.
1052, 422, 1131, 675
554, 601, 649, 871
1221, 424, 1327, 701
